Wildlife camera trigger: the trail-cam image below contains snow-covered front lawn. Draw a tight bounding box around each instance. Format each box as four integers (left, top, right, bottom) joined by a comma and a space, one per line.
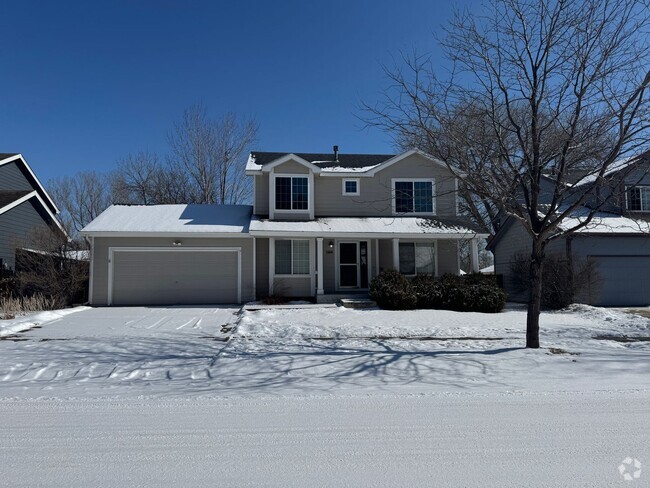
0, 303, 648, 398
0, 304, 648, 487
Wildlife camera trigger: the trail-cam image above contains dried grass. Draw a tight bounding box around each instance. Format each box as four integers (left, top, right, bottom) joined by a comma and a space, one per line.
0, 294, 59, 319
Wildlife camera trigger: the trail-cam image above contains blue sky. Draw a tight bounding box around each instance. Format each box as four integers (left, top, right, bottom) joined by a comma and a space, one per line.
0, 0, 476, 182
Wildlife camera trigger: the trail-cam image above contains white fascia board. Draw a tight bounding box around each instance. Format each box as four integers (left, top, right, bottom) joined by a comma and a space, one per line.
249, 230, 488, 239
261, 154, 322, 173
79, 231, 252, 238
0, 154, 61, 213
0, 190, 68, 239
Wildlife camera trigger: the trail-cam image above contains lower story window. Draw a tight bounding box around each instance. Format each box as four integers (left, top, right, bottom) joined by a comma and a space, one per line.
399, 242, 435, 275
275, 239, 310, 275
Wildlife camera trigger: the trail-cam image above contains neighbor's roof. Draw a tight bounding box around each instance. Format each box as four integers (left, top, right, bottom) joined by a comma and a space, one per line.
0, 190, 32, 208
81, 204, 253, 236
0, 153, 60, 214
558, 210, 650, 234
249, 216, 486, 238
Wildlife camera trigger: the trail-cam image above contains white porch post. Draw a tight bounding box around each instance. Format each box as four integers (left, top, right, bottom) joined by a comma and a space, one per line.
392, 238, 400, 271
316, 237, 324, 295
470, 237, 479, 273
269, 237, 275, 295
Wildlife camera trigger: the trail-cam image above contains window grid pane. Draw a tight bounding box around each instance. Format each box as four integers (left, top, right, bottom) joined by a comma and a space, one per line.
292, 177, 309, 210
414, 182, 433, 213
415, 243, 435, 275
399, 242, 416, 275
641, 187, 650, 211
275, 240, 292, 274
292, 240, 310, 274
395, 182, 413, 213
275, 177, 292, 210
345, 180, 357, 194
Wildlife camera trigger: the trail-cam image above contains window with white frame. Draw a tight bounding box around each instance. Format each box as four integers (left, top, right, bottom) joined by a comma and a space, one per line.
399, 242, 435, 275
393, 179, 435, 214
626, 186, 650, 211
275, 176, 309, 211
275, 239, 310, 275
342, 178, 360, 196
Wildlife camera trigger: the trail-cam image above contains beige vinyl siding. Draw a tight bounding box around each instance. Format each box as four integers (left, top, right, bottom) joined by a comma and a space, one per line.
272, 277, 312, 297
254, 174, 269, 215
91, 236, 254, 306
315, 153, 458, 218
255, 153, 458, 220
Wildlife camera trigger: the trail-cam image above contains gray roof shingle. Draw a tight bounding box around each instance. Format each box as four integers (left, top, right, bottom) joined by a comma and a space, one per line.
250, 151, 396, 169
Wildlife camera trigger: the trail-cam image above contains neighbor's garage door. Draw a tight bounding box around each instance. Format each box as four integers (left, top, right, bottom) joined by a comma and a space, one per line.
592, 256, 650, 306
110, 249, 240, 306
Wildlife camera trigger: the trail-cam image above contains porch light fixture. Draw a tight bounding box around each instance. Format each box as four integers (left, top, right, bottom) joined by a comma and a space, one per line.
329, 240, 334, 248
172, 240, 182, 246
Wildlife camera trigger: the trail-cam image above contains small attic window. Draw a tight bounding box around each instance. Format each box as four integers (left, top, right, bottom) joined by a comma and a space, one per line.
342, 179, 360, 196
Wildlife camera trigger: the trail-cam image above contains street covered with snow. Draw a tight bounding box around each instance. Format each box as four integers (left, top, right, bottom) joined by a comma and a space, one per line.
0, 304, 648, 486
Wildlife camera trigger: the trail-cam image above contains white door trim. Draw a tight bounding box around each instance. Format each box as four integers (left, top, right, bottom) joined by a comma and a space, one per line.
107, 246, 242, 306
336, 240, 371, 290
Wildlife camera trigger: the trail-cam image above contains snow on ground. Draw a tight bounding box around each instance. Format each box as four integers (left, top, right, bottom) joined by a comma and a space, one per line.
0, 306, 88, 337
0, 304, 647, 398
1, 391, 648, 487
0, 304, 648, 486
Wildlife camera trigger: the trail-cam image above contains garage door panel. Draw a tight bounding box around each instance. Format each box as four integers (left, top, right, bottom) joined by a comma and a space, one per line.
593, 256, 650, 306
111, 250, 239, 305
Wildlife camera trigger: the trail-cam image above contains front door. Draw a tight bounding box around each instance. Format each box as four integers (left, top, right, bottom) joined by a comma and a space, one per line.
338, 241, 369, 289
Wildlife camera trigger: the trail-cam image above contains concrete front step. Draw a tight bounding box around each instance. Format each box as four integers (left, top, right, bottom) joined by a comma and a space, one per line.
339, 298, 377, 309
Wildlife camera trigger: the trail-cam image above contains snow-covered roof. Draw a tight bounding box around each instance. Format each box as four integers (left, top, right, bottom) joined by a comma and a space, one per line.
81, 204, 252, 236
558, 212, 650, 234
250, 216, 485, 238
569, 155, 641, 187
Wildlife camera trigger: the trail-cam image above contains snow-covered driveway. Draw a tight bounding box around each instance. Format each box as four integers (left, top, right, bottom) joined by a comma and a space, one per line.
0, 306, 240, 397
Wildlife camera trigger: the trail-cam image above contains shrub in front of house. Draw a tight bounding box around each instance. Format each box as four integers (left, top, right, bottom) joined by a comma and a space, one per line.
369, 269, 418, 310
370, 271, 506, 312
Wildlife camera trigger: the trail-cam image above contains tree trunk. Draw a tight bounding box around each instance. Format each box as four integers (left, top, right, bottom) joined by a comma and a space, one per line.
526, 240, 545, 348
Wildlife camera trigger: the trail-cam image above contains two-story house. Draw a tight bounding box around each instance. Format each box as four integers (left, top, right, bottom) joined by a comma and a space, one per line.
488, 150, 650, 306
0, 153, 67, 272
81, 148, 485, 306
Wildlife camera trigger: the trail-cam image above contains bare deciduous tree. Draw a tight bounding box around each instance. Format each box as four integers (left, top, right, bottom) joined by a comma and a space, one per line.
364, 0, 649, 347
49, 171, 112, 235
167, 104, 257, 204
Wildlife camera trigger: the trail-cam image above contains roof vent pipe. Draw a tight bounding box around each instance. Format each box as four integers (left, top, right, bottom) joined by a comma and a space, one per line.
333, 145, 339, 162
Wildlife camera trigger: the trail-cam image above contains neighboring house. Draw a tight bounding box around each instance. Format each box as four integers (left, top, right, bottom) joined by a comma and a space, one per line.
488, 151, 650, 306
0, 153, 67, 272
81, 148, 486, 306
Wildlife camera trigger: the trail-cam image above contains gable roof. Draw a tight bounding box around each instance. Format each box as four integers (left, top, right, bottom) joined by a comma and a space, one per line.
246, 148, 460, 176
249, 151, 395, 170
0, 153, 59, 214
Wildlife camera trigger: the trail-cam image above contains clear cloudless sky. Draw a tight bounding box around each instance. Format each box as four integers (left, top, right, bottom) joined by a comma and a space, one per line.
0, 0, 478, 182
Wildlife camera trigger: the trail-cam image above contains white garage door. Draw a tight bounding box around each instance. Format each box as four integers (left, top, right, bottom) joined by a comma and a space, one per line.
592, 256, 650, 306
110, 248, 240, 306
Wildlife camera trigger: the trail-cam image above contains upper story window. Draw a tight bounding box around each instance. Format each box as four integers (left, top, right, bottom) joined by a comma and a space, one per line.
392, 178, 435, 214
626, 186, 650, 212
275, 176, 308, 211
342, 178, 360, 196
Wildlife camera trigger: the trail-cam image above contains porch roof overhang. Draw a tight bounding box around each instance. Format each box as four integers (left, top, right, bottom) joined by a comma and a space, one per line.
249, 216, 488, 239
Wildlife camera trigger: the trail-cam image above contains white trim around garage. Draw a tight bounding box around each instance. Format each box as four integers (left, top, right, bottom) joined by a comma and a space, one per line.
107, 246, 242, 306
